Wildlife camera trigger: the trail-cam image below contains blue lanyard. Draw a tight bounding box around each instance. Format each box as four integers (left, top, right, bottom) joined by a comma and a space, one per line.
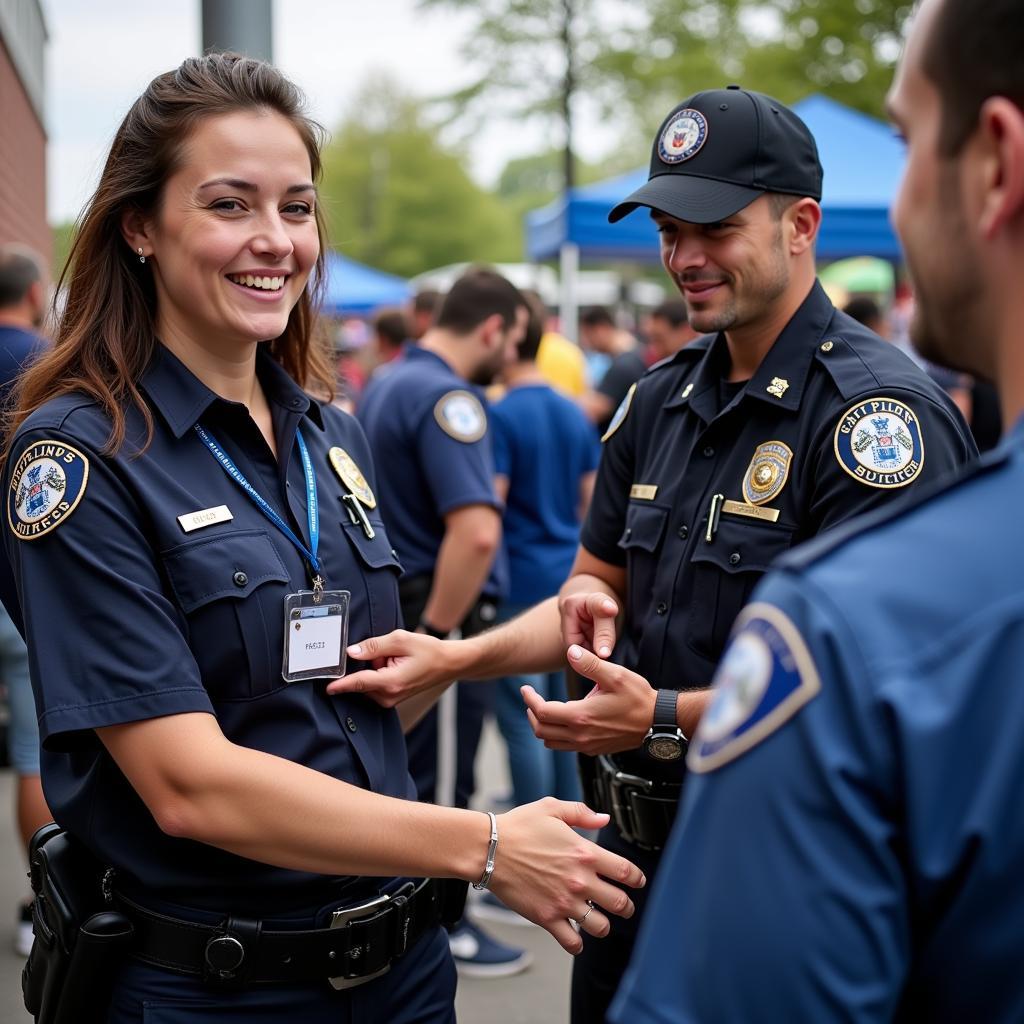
194, 423, 323, 584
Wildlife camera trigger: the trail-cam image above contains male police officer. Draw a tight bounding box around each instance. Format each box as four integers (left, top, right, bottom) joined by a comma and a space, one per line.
357, 267, 531, 976
609, 1, 1024, 1020
335, 90, 977, 1021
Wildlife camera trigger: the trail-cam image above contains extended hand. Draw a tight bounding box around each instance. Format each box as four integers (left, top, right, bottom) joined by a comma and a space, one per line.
326, 630, 455, 706
489, 799, 646, 954
559, 592, 619, 659
522, 645, 657, 756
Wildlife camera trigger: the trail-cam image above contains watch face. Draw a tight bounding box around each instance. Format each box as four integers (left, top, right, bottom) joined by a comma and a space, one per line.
647, 735, 683, 761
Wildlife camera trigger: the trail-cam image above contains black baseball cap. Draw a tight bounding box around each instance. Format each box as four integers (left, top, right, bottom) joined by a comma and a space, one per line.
608, 86, 823, 225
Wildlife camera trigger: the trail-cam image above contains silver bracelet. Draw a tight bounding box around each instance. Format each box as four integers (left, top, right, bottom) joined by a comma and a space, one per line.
472, 811, 498, 890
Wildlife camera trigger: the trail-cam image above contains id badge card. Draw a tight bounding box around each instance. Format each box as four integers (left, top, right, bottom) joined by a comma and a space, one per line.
282, 590, 351, 682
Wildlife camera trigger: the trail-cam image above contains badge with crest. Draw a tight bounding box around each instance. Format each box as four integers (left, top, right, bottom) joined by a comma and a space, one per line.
8, 439, 90, 541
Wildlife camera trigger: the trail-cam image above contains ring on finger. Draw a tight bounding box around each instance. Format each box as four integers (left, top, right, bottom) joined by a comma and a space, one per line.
580, 900, 596, 925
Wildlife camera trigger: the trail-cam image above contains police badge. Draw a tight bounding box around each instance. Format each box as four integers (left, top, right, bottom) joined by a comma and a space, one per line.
658, 109, 709, 164
742, 441, 792, 506
834, 397, 924, 489
328, 447, 376, 508
8, 439, 90, 540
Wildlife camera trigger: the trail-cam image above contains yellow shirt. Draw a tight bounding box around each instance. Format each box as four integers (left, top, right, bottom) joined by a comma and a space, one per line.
536, 331, 586, 397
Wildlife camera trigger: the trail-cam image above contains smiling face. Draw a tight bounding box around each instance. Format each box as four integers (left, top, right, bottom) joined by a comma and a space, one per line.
142, 109, 320, 356
653, 196, 792, 337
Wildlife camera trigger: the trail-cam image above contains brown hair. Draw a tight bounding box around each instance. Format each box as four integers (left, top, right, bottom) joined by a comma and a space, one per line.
922, 0, 1024, 156
435, 268, 525, 335
5, 52, 334, 456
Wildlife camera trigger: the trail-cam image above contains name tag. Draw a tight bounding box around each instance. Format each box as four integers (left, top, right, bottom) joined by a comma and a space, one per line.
630, 484, 659, 500
720, 499, 780, 523
177, 505, 233, 533
282, 590, 351, 682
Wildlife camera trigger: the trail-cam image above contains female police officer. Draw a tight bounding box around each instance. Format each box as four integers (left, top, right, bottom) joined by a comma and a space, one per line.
2, 54, 643, 1022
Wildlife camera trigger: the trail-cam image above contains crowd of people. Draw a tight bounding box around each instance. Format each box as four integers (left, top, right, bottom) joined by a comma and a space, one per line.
1, 0, 1022, 1020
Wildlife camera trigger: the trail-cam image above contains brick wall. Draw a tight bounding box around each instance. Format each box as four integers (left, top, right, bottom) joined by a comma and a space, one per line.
0, 34, 49, 263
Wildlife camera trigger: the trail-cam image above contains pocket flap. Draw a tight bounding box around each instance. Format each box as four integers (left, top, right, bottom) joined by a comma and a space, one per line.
690, 516, 794, 575
341, 520, 404, 573
161, 529, 290, 613
617, 502, 670, 554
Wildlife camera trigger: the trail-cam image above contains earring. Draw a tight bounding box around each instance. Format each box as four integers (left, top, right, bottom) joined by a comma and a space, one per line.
137, 247, 146, 264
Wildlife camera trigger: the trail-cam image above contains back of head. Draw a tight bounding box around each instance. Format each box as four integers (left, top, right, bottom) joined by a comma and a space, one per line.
515, 290, 547, 363
922, 0, 1024, 156
435, 268, 524, 335
650, 299, 689, 331
580, 306, 615, 330
373, 308, 409, 351
8, 52, 331, 455
843, 297, 883, 333
0, 245, 43, 312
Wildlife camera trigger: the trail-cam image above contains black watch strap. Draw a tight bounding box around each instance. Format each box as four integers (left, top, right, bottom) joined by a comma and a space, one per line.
418, 619, 449, 640
654, 689, 685, 740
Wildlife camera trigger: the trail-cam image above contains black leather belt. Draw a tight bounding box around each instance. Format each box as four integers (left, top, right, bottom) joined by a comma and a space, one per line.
118, 877, 466, 989
588, 754, 682, 852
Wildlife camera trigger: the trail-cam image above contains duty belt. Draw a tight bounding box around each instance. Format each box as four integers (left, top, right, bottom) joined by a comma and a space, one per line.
118, 876, 467, 990
588, 754, 683, 852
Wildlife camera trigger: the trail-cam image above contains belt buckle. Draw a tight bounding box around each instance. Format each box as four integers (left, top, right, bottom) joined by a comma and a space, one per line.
327, 892, 392, 991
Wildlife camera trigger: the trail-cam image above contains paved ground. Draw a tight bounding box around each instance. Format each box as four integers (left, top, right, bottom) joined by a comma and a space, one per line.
0, 721, 574, 1022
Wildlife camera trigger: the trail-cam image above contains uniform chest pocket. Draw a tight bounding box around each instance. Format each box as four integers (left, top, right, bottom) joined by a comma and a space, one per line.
687, 517, 795, 660
161, 529, 291, 700
338, 518, 404, 638
618, 502, 669, 554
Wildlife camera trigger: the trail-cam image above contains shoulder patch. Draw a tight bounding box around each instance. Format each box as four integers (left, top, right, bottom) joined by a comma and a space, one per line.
833, 396, 924, 489
8, 439, 90, 541
688, 602, 820, 773
601, 382, 636, 443
434, 390, 486, 443
328, 446, 376, 508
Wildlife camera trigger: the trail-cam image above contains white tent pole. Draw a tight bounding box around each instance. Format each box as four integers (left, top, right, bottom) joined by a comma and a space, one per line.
559, 242, 580, 344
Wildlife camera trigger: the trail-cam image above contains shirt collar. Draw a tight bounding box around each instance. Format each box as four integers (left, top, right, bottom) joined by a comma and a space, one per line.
140, 342, 324, 439
673, 280, 835, 424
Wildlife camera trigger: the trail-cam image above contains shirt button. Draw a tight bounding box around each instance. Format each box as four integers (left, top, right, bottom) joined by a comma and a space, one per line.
677, 525, 688, 540
729, 552, 741, 566
232, 571, 248, 588
345, 716, 358, 733
703, 446, 715, 458
656, 601, 668, 615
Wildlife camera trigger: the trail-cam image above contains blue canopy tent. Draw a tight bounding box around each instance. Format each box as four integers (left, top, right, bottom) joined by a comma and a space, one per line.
525, 94, 907, 263
320, 252, 411, 316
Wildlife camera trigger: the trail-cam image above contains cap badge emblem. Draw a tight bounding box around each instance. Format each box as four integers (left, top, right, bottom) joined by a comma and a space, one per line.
658, 109, 709, 164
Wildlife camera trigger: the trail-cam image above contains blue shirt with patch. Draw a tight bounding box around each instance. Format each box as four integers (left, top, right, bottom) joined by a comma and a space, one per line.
490, 383, 600, 606
357, 346, 505, 598
611, 417, 1024, 1024
3, 345, 414, 914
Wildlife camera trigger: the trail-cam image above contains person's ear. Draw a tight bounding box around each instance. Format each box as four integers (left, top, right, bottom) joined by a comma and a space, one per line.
786, 198, 821, 256
974, 97, 1024, 240
120, 206, 154, 262
479, 312, 504, 350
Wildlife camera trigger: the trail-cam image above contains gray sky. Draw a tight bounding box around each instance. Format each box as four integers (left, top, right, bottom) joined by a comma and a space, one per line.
44, 0, 569, 223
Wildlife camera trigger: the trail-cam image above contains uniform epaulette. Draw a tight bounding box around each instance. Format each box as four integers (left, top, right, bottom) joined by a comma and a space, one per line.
776, 446, 1008, 572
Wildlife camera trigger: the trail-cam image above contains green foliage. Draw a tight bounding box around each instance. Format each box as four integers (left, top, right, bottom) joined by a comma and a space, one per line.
319, 76, 521, 276
598, 0, 913, 131
51, 222, 75, 280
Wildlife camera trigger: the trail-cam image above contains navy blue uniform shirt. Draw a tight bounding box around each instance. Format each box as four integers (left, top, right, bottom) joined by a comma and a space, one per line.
613, 416, 1024, 1024
357, 346, 506, 598
582, 281, 976, 780
3, 344, 413, 913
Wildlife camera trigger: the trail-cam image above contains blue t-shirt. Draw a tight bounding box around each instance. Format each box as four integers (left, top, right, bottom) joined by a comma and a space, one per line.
611, 419, 1024, 1024
490, 383, 600, 606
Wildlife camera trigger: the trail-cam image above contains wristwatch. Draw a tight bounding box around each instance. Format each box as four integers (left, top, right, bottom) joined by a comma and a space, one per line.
417, 618, 449, 640
643, 689, 687, 761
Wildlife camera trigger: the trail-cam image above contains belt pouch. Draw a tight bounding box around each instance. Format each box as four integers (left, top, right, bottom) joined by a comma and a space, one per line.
22, 824, 133, 1024
436, 879, 469, 929
51, 911, 135, 1024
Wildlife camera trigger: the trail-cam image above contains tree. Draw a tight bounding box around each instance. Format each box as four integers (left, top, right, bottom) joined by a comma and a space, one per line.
596, 0, 913, 131
319, 76, 521, 277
